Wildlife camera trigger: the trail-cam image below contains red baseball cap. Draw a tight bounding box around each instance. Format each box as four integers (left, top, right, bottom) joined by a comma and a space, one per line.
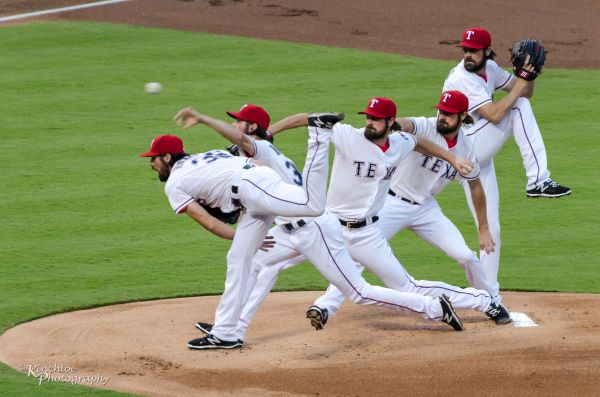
226, 104, 271, 131
140, 134, 185, 157
358, 97, 397, 119
458, 27, 491, 49
434, 90, 469, 114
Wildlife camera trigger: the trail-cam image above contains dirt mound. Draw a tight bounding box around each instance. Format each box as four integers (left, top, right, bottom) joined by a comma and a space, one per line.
1, 291, 599, 396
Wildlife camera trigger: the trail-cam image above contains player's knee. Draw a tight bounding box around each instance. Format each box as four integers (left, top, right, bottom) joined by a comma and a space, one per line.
305, 201, 325, 216
226, 249, 248, 265
449, 247, 477, 265
347, 292, 367, 305
514, 97, 533, 114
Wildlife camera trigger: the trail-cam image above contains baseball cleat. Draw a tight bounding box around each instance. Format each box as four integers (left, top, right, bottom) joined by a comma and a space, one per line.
526, 179, 571, 198
308, 112, 345, 129
306, 305, 328, 330
187, 335, 242, 350
195, 322, 213, 335
485, 301, 512, 325
439, 295, 464, 331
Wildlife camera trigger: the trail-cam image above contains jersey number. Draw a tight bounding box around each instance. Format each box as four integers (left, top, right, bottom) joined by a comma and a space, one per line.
203, 150, 232, 163
268, 145, 303, 186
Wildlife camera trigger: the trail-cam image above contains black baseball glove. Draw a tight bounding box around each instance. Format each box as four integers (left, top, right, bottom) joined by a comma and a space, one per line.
509, 39, 546, 81
200, 203, 240, 224
226, 144, 240, 156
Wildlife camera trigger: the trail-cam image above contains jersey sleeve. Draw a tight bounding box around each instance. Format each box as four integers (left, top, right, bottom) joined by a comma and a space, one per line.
409, 117, 437, 139
331, 123, 356, 156
490, 61, 514, 91
444, 73, 492, 114
251, 140, 272, 161
463, 77, 492, 113
397, 132, 417, 160
165, 179, 194, 214
457, 134, 480, 181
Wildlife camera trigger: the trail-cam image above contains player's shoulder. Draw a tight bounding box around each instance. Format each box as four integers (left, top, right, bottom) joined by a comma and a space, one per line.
390, 131, 416, 145
250, 139, 272, 157
485, 59, 502, 71
445, 61, 471, 80
165, 171, 183, 196
444, 63, 481, 91
333, 122, 364, 141
334, 122, 361, 133
456, 128, 476, 151
410, 116, 437, 136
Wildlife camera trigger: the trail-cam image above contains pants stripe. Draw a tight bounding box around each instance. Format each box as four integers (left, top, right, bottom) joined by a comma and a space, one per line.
513, 106, 541, 187
313, 221, 427, 317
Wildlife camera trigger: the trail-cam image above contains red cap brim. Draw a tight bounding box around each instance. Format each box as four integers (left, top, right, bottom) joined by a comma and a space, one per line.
226, 111, 243, 121
456, 42, 487, 49
140, 150, 159, 157
434, 105, 461, 114
358, 110, 389, 119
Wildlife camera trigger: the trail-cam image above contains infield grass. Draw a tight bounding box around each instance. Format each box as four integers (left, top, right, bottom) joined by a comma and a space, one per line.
0, 21, 598, 396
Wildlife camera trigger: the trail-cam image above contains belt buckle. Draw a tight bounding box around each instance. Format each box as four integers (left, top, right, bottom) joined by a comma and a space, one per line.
346, 221, 357, 229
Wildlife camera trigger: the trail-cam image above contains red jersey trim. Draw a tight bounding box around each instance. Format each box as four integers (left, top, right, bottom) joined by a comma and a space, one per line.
376, 138, 390, 152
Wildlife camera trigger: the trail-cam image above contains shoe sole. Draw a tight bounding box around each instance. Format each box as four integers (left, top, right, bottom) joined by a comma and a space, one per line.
187, 342, 241, 350
526, 190, 572, 198
494, 316, 512, 325
195, 323, 212, 334
306, 310, 325, 330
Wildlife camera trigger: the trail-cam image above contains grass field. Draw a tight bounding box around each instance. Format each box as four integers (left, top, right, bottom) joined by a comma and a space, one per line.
0, 21, 598, 396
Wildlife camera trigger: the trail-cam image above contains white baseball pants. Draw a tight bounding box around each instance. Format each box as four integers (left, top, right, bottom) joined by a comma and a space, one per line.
465, 97, 550, 190
233, 213, 446, 341
462, 160, 502, 301
210, 126, 330, 342
314, 220, 492, 317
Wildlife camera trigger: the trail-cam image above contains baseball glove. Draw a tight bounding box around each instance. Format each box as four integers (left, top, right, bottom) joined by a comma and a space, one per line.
509, 39, 546, 81
201, 203, 241, 224
226, 144, 240, 156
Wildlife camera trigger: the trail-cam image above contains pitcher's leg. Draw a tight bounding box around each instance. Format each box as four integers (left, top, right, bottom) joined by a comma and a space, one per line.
410, 200, 493, 296
211, 214, 274, 341
463, 162, 502, 301
239, 124, 332, 217
346, 225, 491, 312
510, 98, 550, 190
376, 196, 416, 240
235, 226, 307, 341
299, 215, 445, 320
313, 283, 348, 319
463, 117, 511, 166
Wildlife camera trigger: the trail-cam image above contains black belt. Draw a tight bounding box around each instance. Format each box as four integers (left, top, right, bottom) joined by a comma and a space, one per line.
388, 189, 420, 205
231, 185, 241, 207
231, 163, 255, 207
283, 219, 307, 231
339, 216, 379, 229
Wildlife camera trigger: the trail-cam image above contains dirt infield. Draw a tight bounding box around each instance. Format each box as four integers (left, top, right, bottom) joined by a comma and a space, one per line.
1, 291, 599, 397
1, 1, 600, 396
2, 0, 599, 68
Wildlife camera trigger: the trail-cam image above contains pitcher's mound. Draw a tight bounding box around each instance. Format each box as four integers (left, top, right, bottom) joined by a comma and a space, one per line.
1, 291, 599, 396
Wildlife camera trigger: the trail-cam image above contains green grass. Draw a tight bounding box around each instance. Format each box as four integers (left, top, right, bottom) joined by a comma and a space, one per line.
0, 21, 598, 396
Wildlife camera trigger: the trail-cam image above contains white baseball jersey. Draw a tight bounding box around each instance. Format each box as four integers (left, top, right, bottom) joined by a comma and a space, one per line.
391, 117, 480, 203
239, 139, 302, 186
239, 139, 305, 226
165, 150, 250, 214
327, 123, 416, 220
443, 60, 514, 122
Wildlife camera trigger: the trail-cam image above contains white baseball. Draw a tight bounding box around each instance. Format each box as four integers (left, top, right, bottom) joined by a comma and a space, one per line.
144, 82, 162, 94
